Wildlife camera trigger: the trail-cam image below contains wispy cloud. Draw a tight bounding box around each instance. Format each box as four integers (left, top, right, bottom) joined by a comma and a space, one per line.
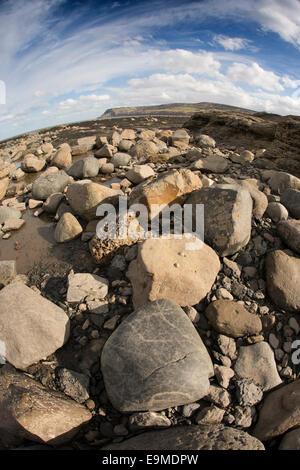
0, 0, 300, 140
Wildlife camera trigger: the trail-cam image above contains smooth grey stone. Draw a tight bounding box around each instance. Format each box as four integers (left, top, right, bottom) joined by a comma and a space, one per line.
101, 299, 214, 412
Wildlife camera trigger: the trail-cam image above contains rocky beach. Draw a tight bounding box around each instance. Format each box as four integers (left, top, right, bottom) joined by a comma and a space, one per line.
0, 109, 299, 451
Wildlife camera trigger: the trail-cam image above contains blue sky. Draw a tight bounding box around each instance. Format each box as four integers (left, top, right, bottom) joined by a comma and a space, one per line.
0, 0, 300, 141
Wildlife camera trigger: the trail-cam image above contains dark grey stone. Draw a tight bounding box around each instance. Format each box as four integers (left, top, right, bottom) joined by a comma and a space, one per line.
185, 184, 252, 256
32, 170, 70, 200
281, 188, 300, 219
101, 299, 214, 412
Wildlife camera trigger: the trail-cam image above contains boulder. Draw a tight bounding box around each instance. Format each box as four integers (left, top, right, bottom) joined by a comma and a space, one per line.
265, 250, 300, 311
121, 129, 135, 140
0, 282, 70, 369
102, 424, 264, 450
0, 178, 9, 200
277, 219, 300, 254
126, 165, 155, 184
196, 134, 216, 148
111, 152, 131, 167
266, 202, 288, 222
0, 207, 21, 225
185, 184, 252, 256
192, 155, 229, 173
127, 237, 220, 308
234, 342, 282, 392
66, 156, 99, 179
118, 139, 133, 152
43, 193, 65, 214
54, 212, 83, 243
254, 379, 300, 441
21, 155, 45, 173
205, 300, 262, 338
267, 171, 300, 195
129, 169, 202, 220
66, 181, 121, 220
77, 135, 96, 150
171, 129, 190, 146
129, 140, 159, 160
280, 188, 300, 219
95, 143, 116, 158
32, 170, 70, 200
101, 299, 214, 412
51, 148, 72, 169
0, 366, 91, 446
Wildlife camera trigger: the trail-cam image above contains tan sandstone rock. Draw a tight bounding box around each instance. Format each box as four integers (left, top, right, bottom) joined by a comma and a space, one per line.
127, 236, 220, 308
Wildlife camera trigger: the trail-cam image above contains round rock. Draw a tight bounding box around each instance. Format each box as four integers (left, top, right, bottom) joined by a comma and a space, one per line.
101, 299, 214, 412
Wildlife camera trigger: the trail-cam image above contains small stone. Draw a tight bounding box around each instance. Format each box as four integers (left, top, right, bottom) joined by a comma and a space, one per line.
67, 273, 109, 304
235, 378, 263, 406
195, 405, 225, 424
57, 368, 89, 403
129, 412, 171, 430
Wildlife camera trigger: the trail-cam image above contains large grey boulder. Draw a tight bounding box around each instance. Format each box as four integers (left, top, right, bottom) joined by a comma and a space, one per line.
185, 184, 252, 256
101, 299, 214, 412
32, 170, 70, 200
102, 424, 264, 450
66, 181, 121, 220
66, 156, 99, 179
0, 366, 91, 447
0, 282, 70, 369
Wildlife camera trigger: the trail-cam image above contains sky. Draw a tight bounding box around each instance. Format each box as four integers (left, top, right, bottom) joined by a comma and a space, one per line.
0, 0, 300, 141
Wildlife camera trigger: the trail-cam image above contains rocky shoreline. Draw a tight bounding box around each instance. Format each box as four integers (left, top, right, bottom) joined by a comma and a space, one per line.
0, 114, 299, 450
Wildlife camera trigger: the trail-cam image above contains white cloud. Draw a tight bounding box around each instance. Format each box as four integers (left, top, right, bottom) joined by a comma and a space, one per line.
213, 35, 251, 51
227, 62, 284, 91
79, 94, 110, 102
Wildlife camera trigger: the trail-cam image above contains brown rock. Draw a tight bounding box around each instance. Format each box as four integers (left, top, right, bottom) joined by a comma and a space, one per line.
0, 177, 9, 200
265, 250, 300, 311
54, 212, 83, 243
127, 236, 220, 308
51, 147, 72, 169
129, 169, 202, 220
205, 300, 262, 338
253, 379, 300, 441
277, 219, 300, 254
0, 365, 91, 447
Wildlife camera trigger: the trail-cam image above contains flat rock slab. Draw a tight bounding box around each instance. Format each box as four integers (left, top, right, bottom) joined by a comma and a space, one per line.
205, 300, 262, 338
0, 282, 70, 369
67, 272, 109, 304
234, 342, 282, 392
265, 250, 300, 311
101, 299, 214, 412
254, 379, 300, 441
127, 237, 220, 308
0, 366, 91, 447
102, 424, 264, 450
185, 184, 252, 256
